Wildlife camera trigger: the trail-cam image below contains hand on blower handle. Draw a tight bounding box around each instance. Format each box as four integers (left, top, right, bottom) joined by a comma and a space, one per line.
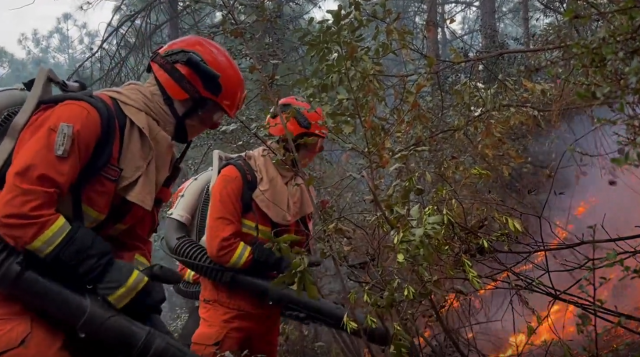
96, 261, 167, 320
30, 222, 172, 323
250, 243, 323, 275
251, 242, 292, 275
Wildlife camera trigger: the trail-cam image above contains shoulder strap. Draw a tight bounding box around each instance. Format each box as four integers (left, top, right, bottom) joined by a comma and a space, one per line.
0, 90, 126, 226
82, 95, 131, 232
38, 92, 126, 225
218, 157, 257, 215
109, 98, 127, 162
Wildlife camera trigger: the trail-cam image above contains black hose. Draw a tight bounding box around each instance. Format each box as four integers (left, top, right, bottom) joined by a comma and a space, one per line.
0, 241, 197, 357
173, 281, 200, 301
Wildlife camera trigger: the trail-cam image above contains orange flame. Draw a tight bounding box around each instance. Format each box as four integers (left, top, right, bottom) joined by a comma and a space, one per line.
495, 304, 577, 356
429, 198, 602, 356
492, 198, 598, 356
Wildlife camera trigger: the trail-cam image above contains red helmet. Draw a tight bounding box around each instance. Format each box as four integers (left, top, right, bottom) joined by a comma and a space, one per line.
266, 96, 327, 138
148, 35, 246, 118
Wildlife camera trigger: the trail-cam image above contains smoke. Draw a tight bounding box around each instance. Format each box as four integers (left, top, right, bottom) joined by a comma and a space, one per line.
461, 105, 640, 356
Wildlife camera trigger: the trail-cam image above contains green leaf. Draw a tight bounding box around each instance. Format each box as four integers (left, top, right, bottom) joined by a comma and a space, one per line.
305, 280, 320, 300
365, 314, 378, 327
527, 324, 535, 338
397, 252, 405, 262
305, 176, 316, 186
425, 55, 436, 68
611, 156, 626, 167
348, 291, 357, 304
410, 204, 421, 218
563, 7, 576, 19
342, 123, 355, 134
330, 4, 344, 26
411, 227, 425, 238
513, 219, 523, 232
276, 234, 304, 244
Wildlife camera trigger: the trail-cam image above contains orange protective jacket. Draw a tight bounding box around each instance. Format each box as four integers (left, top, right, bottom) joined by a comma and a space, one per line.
0, 97, 170, 356
200, 165, 311, 313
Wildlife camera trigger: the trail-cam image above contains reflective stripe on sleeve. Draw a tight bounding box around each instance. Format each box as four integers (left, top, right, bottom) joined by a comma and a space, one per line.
82, 204, 105, 228
227, 242, 251, 268
108, 223, 130, 235
25, 215, 72, 257
107, 270, 149, 309
240, 219, 270, 239
134, 254, 150, 270
185, 270, 195, 283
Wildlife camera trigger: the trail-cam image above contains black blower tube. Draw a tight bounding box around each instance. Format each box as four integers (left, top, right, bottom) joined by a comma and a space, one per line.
0, 241, 197, 357
164, 219, 392, 347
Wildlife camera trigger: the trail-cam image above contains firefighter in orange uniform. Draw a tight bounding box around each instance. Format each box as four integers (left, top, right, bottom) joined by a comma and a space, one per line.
0, 35, 246, 357
190, 96, 327, 357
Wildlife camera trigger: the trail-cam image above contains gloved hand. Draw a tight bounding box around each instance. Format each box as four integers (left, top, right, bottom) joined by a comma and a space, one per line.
250, 243, 291, 275
25, 222, 167, 322
95, 260, 166, 319
142, 264, 184, 285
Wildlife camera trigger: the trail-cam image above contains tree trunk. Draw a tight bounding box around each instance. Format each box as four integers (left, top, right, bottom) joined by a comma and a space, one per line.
521, 0, 531, 49
521, 0, 532, 79
425, 0, 440, 63
479, 0, 499, 84
167, 0, 180, 41
439, 1, 448, 59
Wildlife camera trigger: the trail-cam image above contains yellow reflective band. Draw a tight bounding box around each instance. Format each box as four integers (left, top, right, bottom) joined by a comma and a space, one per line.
185, 270, 195, 283
227, 242, 251, 268
82, 204, 105, 228
109, 223, 129, 235
107, 270, 149, 309
134, 254, 150, 270
240, 219, 270, 239
26, 215, 72, 257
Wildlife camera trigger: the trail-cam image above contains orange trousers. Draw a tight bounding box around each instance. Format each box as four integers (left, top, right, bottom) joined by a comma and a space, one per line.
0, 295, 70, 357
191, 301, 280, 357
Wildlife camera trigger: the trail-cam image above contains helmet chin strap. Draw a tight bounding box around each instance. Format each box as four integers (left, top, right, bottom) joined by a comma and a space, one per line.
153, 75, 202, 145
171, 105, 200, 145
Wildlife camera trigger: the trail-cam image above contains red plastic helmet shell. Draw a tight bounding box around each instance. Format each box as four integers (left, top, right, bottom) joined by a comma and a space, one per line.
149, 35, 246, 118
266, 96, 328, 138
